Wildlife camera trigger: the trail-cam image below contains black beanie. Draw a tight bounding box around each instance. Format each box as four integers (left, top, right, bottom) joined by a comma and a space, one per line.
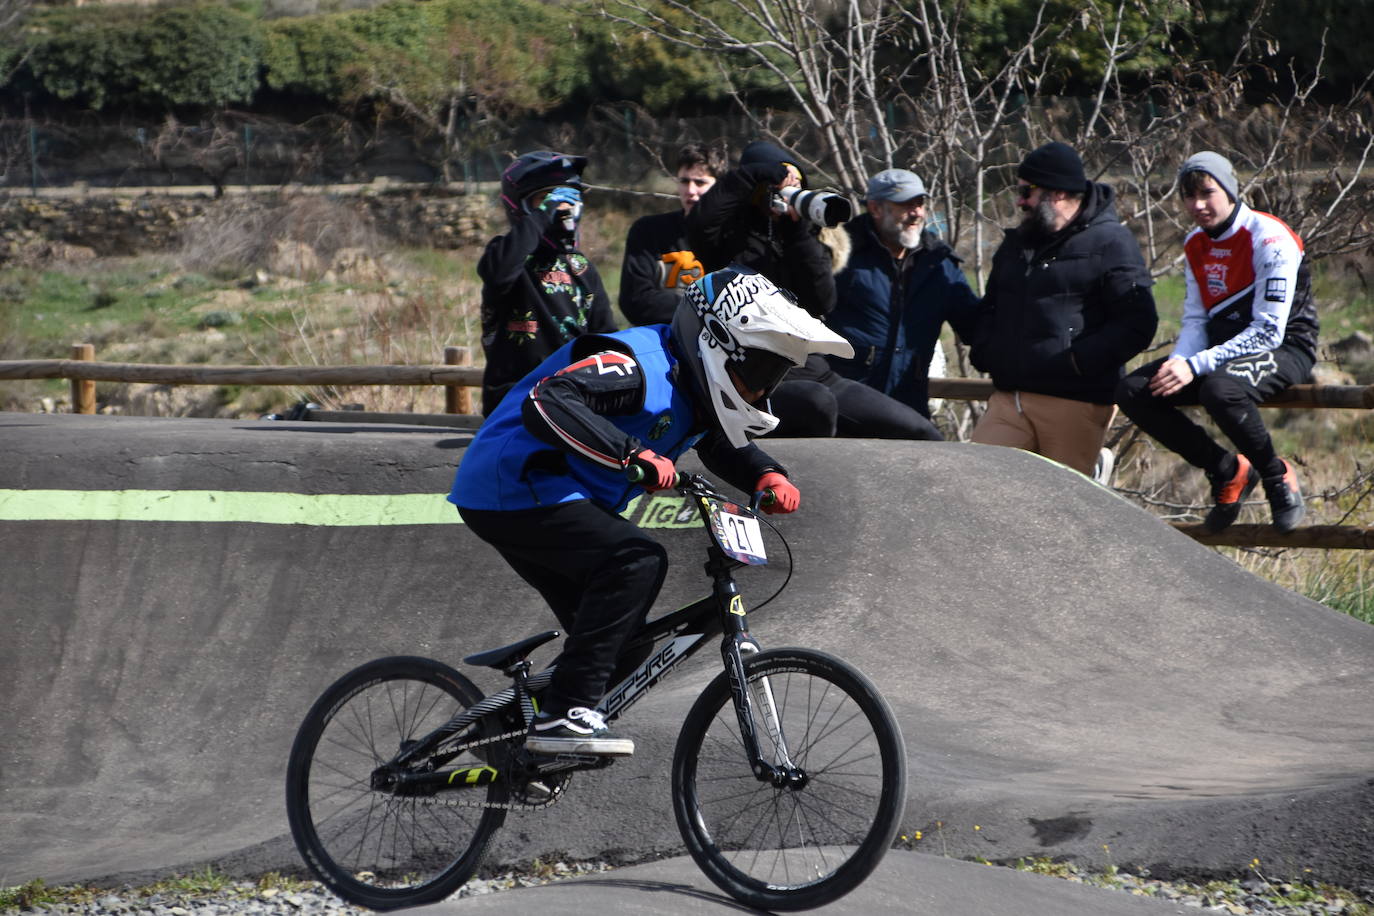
1018, 142, 1087, 193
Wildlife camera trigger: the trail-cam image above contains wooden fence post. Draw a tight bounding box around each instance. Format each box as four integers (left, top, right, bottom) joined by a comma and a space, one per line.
70, 343, 96, 415
444, 346, 473, 415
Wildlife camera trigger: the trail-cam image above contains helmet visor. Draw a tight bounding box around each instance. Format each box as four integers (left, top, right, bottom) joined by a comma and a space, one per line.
731, 347, 795, 399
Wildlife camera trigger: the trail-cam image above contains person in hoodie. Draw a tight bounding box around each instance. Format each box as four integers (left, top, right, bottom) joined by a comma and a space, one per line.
477, 150, 618, 416
618, 143, 725, 326
968, 141, 1157, 476
688, 139, 943, 439
1115, 152, 1316, 534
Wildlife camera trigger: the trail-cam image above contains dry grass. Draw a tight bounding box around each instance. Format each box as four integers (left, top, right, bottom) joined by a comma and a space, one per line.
1109, 407, 1374, 623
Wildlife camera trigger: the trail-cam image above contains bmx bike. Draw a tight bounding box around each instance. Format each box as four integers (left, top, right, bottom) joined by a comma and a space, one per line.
285, 472, 907, 911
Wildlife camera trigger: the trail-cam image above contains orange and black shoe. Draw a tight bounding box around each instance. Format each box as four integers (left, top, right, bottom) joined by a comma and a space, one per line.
1263, 459, 1306, 534
1202, 454, 1259, 533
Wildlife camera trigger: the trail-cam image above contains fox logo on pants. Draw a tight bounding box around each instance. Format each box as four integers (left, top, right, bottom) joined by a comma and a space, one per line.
1224, 352, 1279, 387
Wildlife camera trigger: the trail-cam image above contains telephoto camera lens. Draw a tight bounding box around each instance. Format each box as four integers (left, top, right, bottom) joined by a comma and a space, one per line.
777, 186, 854, 227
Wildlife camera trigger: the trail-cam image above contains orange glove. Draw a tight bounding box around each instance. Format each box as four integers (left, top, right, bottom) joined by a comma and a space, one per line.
627, 448, 677, 491
755, 471, 799, 514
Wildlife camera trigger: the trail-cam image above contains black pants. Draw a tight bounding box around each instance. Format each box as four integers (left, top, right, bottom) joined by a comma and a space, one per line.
458, 500, 667, 713
768, 354, 944, 440
1116, 347, 1313, 479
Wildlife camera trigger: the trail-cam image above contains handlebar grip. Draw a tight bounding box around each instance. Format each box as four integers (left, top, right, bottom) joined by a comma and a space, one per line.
751, 488, 776, 512
625, 465, 684, 487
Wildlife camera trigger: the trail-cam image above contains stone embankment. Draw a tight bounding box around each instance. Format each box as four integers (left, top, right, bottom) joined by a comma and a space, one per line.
0, 183, 493, 266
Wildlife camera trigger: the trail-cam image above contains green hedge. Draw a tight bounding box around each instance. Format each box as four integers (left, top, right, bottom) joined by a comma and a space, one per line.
16, 0, 1366, 116
22, 5, 263, 109
5, 0, 739, 114
259, 0, 582, 111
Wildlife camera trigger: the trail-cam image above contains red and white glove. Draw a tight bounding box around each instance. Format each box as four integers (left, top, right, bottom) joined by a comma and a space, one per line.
755, 471, 799, 514
627, 448, 677, 491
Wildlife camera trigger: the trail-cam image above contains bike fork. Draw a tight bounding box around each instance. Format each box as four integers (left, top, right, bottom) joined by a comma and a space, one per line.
723, 631, 800, 786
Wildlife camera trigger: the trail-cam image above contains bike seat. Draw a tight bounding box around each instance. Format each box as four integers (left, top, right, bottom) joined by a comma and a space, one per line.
463, 630, 561, 670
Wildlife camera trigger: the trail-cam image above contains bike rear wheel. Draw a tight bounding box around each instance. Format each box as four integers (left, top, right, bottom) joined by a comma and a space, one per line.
672, 647, 906, 911
285, 656, 510, 911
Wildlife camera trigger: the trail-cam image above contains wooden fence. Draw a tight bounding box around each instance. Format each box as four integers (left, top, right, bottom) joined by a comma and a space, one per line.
3, 343, 1372, 549
3, 344, 1371, 415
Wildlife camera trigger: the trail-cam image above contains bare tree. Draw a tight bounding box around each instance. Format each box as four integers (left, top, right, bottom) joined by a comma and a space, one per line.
145, 114, 249, 198
602, 0, 1162, 272
1, 0, 34, 82
351, 21, 559, 182
1, 0, 32, 41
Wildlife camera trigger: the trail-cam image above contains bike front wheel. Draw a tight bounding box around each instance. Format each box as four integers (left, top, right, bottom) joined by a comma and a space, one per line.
285, 656, 510, 911
672, 647, 906, 911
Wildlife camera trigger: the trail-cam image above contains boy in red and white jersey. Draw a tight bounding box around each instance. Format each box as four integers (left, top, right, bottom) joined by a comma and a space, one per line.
1117, 152, 1318, 533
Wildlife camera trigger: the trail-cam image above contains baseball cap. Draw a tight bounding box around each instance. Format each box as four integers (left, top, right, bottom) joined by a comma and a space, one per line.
866, 168, 927, 202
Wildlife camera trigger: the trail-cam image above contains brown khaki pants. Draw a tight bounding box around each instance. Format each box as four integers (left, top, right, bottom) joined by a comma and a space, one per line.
971, 390, 1115, 477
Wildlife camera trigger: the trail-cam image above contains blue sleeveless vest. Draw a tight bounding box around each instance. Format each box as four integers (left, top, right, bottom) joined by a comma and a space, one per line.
449, 325, 701, 512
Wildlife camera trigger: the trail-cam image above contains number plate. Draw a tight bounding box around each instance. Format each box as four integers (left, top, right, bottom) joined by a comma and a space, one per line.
704, 497, 767, 565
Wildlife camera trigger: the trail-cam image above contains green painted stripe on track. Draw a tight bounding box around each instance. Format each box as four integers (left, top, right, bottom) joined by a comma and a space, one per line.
0, 489, 462, 526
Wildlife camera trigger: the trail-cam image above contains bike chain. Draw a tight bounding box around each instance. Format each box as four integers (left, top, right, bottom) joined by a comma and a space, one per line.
412, 728, 571, 812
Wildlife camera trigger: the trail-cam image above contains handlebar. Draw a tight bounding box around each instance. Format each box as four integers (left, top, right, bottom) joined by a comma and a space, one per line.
624, 465, 775, 511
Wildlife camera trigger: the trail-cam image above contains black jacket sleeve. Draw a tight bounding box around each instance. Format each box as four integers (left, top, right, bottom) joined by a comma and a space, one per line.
1067, 226, 1158, 377
693, 431, 787, 497
619, 216, 685, 326
477, 208, 553, 294
941, 257, 985, 345
520, 350, 648, 470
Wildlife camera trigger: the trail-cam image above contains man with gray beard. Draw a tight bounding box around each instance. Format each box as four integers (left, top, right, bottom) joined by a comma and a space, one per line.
967, 142, 1157, 480
827, 168, 981, 420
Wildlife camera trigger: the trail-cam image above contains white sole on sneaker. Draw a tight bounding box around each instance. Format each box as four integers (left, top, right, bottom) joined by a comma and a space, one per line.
526, 735, 635, 756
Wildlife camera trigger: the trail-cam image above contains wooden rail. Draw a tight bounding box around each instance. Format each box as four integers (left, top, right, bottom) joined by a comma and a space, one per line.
927, 376, 1374, 409
4, 351, 1372, 410
1172, 523, 1374, 549
0, 356, 484, 388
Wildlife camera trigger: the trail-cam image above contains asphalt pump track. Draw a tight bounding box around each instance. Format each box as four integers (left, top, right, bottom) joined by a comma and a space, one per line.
2, 412, 1371, 908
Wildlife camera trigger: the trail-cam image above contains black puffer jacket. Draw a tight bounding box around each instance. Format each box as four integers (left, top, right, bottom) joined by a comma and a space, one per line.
970, 182, 1157, 404
685, 140, 836, 319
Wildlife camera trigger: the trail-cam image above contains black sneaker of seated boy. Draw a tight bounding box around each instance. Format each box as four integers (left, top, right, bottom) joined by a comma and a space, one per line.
1262, 459, 1306, 534
527, 706, 634, 756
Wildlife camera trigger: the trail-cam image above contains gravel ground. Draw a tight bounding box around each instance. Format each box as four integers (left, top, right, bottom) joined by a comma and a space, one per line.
5, 859, 1370, 915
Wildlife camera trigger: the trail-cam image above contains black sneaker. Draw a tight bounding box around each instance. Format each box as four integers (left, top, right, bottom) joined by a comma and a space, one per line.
1202, 454, 1259, 533
1263, 459, 1306, 534
526, 707, 634, 756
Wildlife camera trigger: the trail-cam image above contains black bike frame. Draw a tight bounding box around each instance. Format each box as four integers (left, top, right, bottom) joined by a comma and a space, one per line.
397, 478, 789, 783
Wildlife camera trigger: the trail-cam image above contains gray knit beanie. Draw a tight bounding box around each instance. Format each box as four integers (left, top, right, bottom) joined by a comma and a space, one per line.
1179, 151, 1239, 202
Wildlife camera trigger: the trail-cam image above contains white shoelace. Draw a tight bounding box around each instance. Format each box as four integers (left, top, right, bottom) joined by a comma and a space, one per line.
567, 707, 608, 731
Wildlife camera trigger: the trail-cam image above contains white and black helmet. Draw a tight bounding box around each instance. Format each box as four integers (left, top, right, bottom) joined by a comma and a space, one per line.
671, 266, 854, 447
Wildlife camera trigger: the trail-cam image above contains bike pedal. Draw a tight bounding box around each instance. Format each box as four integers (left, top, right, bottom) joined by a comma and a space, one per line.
523, 779, 556, 801
533, 752, 603, 772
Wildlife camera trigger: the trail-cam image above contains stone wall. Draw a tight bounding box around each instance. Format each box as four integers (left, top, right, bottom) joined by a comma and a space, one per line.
0, 184, 494, 266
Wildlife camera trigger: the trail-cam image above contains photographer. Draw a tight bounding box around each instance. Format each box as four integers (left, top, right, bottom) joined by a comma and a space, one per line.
477, 150, 617, 415
687, 140, 836, 318
688, 140, 942, 439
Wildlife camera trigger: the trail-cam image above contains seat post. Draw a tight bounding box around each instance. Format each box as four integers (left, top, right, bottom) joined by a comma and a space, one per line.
505, 657, 537, 724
